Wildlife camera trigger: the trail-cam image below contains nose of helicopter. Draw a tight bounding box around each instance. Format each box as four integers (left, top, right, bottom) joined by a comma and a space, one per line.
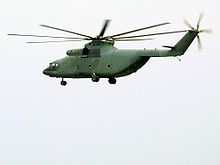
43, 68, 49, 75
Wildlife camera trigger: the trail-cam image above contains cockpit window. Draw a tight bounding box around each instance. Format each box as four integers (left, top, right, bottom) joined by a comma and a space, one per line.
49, 63, 59, 68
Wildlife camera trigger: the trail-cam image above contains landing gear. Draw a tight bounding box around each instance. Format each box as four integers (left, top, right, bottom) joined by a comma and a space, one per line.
60, 78, 67, 86
91, 73, 100, 82
108, 77, 116, 84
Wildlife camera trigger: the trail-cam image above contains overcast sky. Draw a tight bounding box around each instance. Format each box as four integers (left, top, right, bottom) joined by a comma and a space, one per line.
0, 0, 219, 165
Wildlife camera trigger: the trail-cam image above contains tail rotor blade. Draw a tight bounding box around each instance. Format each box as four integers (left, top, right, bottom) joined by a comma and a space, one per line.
200, 29, 214, 34
183, 17, 194, 30
197, 35, 203, 51
197, 11, 204, 30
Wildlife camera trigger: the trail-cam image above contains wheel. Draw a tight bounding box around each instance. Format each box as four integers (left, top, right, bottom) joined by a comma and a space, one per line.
61, 80, 67, 86
91, 74, 100, 82
92, 76, 99, 82
108, 77, 116, 84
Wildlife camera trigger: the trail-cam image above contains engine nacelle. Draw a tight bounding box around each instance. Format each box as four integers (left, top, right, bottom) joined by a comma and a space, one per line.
66, 49, 83, 56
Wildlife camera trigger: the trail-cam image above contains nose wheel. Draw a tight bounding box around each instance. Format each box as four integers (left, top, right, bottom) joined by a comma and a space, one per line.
108, 77, 116, 84
61, 78, 67, 86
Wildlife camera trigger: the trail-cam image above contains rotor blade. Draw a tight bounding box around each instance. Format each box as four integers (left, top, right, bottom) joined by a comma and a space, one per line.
197, 11, 204, 30
40, 24, 93, 39
112, 30, 188, 40
197, 35, 203, 51
183, 18, 194, 30
113, 38, 153, 41
26, 39, 85, 44
8, 33, 88, 40
104, 22, 170, 39
99, 19, 111, 37
200, 29, 214, 34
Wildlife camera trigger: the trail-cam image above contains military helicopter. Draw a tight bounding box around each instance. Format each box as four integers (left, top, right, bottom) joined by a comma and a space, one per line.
8, 13, 212, 85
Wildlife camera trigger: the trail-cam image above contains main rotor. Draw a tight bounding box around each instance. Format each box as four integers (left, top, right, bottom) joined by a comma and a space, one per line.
8, 13, 213, 45
8, 20, 188, 44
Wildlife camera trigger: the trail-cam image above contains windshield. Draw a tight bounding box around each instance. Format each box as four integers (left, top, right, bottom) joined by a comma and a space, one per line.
49, 63, 59, 69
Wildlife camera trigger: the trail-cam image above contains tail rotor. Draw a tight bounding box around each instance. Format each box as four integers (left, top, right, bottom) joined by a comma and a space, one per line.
183, 11, 213, 52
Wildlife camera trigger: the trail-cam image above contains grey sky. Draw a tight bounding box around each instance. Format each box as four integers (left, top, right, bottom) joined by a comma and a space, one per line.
0, 0, 219, 165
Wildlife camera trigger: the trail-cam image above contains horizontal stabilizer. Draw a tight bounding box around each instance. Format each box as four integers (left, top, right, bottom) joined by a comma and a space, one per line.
162, 45, 175, 49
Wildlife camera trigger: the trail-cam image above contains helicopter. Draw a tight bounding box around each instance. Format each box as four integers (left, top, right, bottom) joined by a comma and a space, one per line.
8, 13, 212, 86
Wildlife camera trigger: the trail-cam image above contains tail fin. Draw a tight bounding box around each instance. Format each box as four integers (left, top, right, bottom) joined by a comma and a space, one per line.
171, 30, 198, 56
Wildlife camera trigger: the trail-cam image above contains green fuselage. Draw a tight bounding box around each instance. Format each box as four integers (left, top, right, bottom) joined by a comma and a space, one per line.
43, 31, 199, 79
43, 41, 151, 78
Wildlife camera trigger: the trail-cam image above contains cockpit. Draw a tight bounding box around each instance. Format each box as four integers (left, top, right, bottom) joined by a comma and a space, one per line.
49, 62, 59, 70
43, 62, 59, 76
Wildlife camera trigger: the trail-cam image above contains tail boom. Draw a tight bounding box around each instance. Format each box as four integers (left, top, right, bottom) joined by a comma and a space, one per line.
170, 30, 199, 56
138, 30, 199, 57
